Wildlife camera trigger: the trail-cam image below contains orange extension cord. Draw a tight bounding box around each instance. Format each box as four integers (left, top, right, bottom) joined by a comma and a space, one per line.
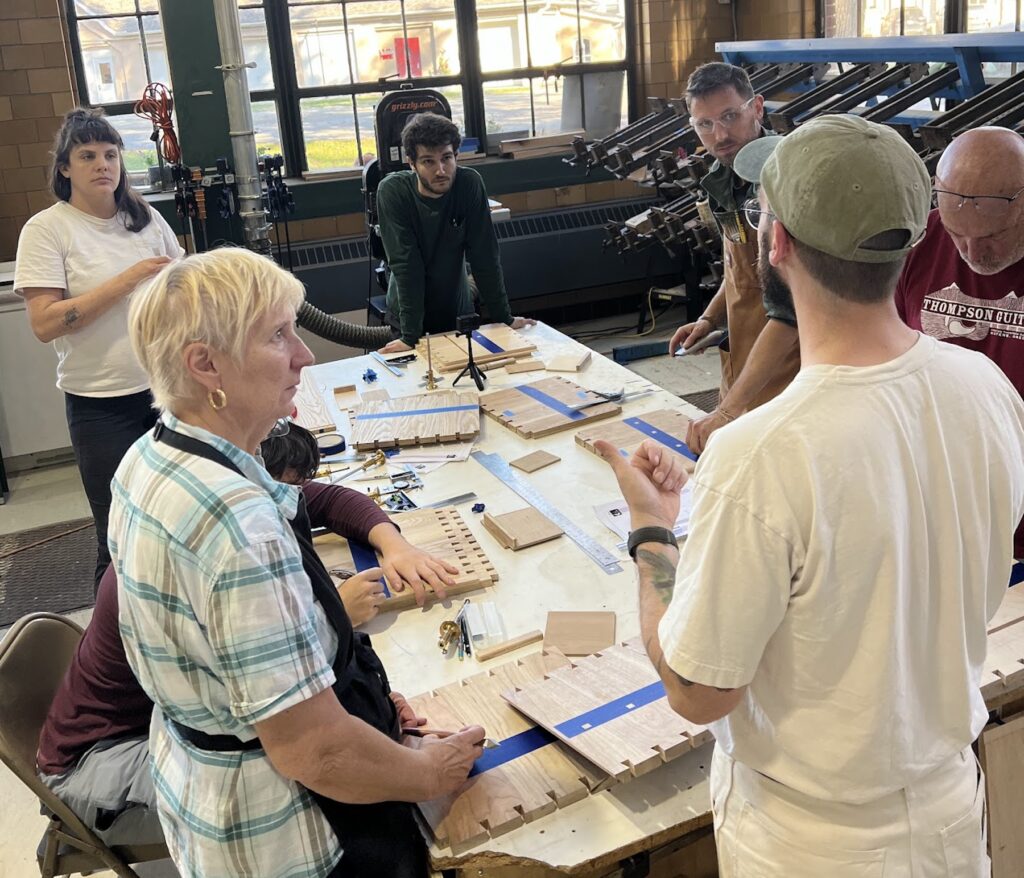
134, 81, 182, 164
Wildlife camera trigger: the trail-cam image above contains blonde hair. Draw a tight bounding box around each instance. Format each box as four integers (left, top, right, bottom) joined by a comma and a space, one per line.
129, 248, 305, 413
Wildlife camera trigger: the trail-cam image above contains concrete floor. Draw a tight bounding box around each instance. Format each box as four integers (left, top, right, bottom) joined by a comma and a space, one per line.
0, 310, 718, 878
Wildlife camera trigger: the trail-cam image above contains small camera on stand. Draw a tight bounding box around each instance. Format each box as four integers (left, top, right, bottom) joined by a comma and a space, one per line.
452, 312, 485, 391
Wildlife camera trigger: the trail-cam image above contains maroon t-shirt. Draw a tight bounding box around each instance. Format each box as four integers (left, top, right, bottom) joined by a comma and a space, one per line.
36, 482, 393, 775
896, 208, 1024, 557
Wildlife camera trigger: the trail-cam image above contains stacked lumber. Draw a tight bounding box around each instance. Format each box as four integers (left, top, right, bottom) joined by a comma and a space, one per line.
499, 130, 584, 159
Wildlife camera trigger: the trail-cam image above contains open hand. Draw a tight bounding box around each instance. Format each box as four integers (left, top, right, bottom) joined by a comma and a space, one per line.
380, 540, 458, 606
510, 316, 536, 330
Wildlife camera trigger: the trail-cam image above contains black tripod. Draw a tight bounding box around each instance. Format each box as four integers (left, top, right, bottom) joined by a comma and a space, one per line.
452, 317, 486, 391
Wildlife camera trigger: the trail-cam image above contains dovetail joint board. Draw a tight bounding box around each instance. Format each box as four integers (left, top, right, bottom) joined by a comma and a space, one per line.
313, 506, 497, 612
575, 408, 697, 472
479, 377, 621, 439
348, 390, 480, 451
416, 324, 537, 373
503, 638, 710, 781
407, 648, 610, 854
982, 584, 1024, 703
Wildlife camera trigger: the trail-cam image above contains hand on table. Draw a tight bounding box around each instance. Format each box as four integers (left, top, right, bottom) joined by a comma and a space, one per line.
338, 568, 387, 626
593, 438, 687, 530
685, 408, 733, 456
668, 318, 714, 356
378, 339, 413, 354
510, 316, 536, 330
417, 725, 487, 797
379, 538, 458, 607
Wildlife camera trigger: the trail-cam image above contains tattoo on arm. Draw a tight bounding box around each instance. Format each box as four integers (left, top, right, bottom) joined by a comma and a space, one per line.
635, 547, 678, 606
63, 306, 80, 327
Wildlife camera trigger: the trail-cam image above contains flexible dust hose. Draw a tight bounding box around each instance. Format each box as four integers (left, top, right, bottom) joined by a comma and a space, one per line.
297, 300, 395, 349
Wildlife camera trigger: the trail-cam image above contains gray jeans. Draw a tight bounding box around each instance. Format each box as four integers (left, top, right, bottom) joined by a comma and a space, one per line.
39, 734, 164, 847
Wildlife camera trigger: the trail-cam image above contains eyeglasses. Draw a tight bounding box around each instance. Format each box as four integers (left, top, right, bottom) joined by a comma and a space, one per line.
692, 97, 756, 134
932, 184, 1024, 217
741, 197, 776, 229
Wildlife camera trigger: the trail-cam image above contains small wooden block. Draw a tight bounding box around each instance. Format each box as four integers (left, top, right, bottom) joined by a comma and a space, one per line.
483, 507, 563, 551
333, 384, 357, 408
505, 358, 544, 375
359, 388, 391, 403
545, 349, 592, 372
474, 629, 545, 661
544, 611, 617, 656
509, 450, 560, 474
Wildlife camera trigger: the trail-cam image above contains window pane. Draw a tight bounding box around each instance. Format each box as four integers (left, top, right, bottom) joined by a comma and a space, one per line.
346, 1, 411, 82
967, 0, 1020, 32
290, 5, 354, 87
581, 0, 625, 63
403, 0, 461, 75
252, 100, 284, 159
78, 16, 150, 102
142, 14, 169, 85
109, 112, 161, 180
240, 7, 275, 90
562, 70, 626, 138
301, 95, 364, 170
139, 0, 159, 12
75, 0, 135, 14
823, 0, 859, 37
484, 78, 533, 138
477, 0, 526, 72
351, 87, 465, 164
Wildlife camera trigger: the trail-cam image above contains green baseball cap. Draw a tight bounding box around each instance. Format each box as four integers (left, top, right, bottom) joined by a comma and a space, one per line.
733, 115, 930, 263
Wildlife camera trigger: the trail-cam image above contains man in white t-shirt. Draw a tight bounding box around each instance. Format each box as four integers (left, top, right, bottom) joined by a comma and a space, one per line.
596, 115, 1024, 876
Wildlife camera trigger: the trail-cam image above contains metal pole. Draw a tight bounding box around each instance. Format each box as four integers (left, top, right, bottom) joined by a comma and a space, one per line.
211, 0, 272, 253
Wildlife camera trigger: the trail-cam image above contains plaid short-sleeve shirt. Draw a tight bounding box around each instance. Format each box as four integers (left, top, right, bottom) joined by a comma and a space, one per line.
109, 415, 341, 877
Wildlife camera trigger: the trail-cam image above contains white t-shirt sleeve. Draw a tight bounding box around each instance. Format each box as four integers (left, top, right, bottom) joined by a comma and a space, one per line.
14, 214, 66, 293
152, 209, 185, 257
658, 479, 793, 690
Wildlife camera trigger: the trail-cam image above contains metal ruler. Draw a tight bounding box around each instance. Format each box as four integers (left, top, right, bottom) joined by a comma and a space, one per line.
471, 451, 623, 575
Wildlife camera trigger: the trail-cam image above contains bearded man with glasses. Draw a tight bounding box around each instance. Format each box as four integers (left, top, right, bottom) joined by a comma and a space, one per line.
895, 126, 1024, 558
669, 63, 800, 455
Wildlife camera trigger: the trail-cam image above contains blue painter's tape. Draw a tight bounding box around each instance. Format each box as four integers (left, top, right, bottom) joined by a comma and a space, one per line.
468, 726, 556, 776
623, 417, 697, 462
516, 384, 588, 420
471, 330, 504, 354
503, 409, 516, 418
554, 680, 666, 738
1011, 561, 1024, 587
348, 541, 389, 597
354, 404, 478, 421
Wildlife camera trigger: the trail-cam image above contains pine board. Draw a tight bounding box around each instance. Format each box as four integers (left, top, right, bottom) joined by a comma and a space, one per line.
313, 506, 498, 612
348, 390, 480, 451
505, 357, 545, 375
509, 450, 560, 474
479, 377, 621, 439
544, 611, 617, 657
291, 374, 336, 434
575, 408, 698, 473
417, 324, 537, 373
407, 649, 610, 853
503, 638, 710, 781
482, 508, 563, 550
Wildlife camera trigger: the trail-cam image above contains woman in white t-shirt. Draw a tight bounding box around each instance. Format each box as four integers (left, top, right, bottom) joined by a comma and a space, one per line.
14, 108, 184, 589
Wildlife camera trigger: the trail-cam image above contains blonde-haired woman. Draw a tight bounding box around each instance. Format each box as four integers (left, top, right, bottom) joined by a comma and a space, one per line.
14, 107, 183, 587
110, 247, 483, 878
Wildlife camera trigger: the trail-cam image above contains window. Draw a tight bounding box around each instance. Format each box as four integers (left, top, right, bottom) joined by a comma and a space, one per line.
964, 0, 1021, 78
66, 0, 632, 176
823, 0, 944, 37
65, 1, 167, 183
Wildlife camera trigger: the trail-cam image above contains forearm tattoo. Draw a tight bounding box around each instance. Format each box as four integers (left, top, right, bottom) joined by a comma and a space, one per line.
63, 306, 80, 327
635, 547, 677, 606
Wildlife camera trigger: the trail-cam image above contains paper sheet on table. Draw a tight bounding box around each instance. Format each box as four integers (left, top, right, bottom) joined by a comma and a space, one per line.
594, 482, 694, 542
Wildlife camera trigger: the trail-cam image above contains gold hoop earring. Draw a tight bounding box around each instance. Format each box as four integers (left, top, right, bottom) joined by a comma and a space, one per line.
208, 388, 227, 411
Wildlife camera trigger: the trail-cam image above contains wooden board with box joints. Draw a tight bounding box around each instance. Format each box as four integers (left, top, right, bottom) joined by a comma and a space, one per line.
574, 407, 698, 472
417, 324, 537, 373
314, 506, 497, 612
348, 390, 480, 451
479, 377, 621, 439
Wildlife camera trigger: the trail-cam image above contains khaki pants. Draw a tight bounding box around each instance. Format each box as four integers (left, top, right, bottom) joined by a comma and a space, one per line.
711, 744, 989, 878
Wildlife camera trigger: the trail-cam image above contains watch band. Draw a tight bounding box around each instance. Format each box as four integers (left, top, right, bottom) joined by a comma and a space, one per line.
627, 526, 678, 560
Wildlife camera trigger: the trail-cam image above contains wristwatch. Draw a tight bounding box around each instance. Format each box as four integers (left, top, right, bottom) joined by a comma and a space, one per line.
627, 526, 678, 560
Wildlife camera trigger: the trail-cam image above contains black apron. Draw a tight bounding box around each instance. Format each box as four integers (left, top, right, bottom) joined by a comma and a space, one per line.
152, 421, 428, 878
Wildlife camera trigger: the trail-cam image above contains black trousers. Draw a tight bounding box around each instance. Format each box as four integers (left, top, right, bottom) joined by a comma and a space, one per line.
324, 800, 429, 878
64, 390, 157, 590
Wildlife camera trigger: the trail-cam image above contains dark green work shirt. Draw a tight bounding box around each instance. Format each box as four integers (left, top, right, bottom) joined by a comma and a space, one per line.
377, 166, 513, 346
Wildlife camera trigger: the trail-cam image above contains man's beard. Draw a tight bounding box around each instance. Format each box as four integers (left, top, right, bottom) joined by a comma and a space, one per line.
758, 228, 794, 315
416, 167, 453, 195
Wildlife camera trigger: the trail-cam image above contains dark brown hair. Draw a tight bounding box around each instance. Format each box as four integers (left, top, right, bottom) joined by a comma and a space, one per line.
49, 107, 152, 233
401, 112, 461, 163
260, 422, 320, 484
791, 230, 910, 303
685, 63, 755, 107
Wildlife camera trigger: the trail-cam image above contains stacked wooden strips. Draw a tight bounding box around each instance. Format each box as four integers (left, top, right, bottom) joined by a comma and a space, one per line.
479, 376, 621, 439
416, 324, 537, 372
313, 506, 497, 612
503, 639, 710, 781
349, 390, 480, 451
407, 648, 609, 853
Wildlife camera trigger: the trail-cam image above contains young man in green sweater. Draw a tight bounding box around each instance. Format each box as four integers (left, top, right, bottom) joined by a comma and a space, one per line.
376, 113, 535, 353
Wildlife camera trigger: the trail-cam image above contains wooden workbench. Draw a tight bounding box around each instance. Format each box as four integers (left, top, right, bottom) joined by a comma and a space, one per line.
306, 322, 1024, 877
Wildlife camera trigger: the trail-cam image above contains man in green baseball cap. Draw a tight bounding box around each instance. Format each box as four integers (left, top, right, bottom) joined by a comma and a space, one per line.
596, 114, 1024, 875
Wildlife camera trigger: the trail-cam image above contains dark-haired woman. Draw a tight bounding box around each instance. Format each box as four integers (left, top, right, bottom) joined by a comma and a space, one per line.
13, 107, 183, 588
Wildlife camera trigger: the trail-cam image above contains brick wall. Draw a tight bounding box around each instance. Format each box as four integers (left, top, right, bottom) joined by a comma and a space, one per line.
635, 0, 817, 104
0, 0, 75, 262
